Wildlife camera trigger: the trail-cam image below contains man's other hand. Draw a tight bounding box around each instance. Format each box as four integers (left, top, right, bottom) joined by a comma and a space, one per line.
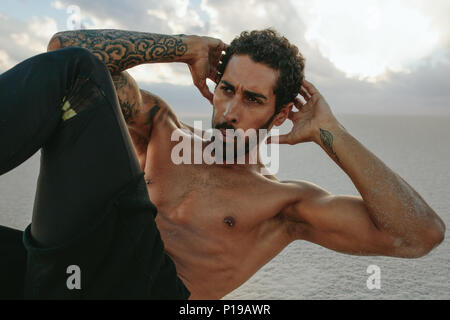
268, 80, 339, 146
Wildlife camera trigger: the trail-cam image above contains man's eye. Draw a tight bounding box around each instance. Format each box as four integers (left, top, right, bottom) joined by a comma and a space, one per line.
220, 86, 233, 93
248, 97, 262, 104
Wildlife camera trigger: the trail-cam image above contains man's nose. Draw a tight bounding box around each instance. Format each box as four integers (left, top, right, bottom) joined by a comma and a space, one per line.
223, 99, 240, 124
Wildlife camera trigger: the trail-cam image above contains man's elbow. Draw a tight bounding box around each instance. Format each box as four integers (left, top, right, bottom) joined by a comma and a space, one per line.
47, 32, 65, 52
47, 35, 60, 52
424, 219, 446, 253
401, 220, 446, 259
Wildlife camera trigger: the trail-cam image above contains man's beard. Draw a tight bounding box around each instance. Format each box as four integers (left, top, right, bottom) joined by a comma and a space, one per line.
211, 113, 276, 162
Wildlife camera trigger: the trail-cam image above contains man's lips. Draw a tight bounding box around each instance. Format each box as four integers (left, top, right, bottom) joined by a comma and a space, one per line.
219, 129, 236, 142
219, 129, 228, 141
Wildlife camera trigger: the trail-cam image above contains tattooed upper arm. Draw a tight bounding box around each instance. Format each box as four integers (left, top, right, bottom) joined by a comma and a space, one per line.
139, 89, 182, 133
112, 71, 142, 126
112, 71, 180, 142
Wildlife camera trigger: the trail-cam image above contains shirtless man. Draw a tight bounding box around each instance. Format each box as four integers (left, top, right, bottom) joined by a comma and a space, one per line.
46, 29, 446, 300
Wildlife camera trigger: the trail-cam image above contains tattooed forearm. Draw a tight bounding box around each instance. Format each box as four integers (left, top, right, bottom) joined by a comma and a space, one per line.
320, 128, 340, 164
51, 29, 189, 74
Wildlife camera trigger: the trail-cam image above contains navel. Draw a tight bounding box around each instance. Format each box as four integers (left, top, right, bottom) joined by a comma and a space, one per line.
224, 216, 236, 227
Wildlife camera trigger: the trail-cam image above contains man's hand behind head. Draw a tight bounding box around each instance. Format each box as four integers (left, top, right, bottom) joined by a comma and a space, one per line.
186, 36, 228, 104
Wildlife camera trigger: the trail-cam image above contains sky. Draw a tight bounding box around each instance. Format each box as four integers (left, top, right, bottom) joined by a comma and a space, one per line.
0, 0, 449, 116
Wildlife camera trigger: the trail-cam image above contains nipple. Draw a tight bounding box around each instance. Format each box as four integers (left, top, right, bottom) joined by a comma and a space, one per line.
224, 216, 235, 227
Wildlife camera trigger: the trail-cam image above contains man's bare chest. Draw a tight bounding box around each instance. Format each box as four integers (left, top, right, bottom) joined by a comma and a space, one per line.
145, 163, 295, 233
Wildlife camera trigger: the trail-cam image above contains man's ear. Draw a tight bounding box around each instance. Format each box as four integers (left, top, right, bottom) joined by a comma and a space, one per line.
273, 103, 294, 126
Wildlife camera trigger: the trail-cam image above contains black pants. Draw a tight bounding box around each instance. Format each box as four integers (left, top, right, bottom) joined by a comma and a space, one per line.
0, 48, 189, 299
0, 226, 26, 299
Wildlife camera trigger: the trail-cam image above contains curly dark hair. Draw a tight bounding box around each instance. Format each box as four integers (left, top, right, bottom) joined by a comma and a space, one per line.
217, 29, 305, 114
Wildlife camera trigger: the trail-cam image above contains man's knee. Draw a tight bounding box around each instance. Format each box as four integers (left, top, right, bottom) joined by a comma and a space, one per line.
59, 46, 92, 58
44, 47, 109, 82
64, 47, 109, 76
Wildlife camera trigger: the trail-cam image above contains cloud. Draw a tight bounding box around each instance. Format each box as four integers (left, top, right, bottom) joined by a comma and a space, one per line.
51, 1, 65, 10
9, 16, 58, 54
201, 0, 307, 43
292, 0, 444, 81
0, 50, 17, 71
53, 0, 208, 34
0, 14, 54, 73
0, 13, 58, 67
147, 0, 205, 34
29, 16, 59, 39
411, 0, 450, 50
47, 0, 343, 90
